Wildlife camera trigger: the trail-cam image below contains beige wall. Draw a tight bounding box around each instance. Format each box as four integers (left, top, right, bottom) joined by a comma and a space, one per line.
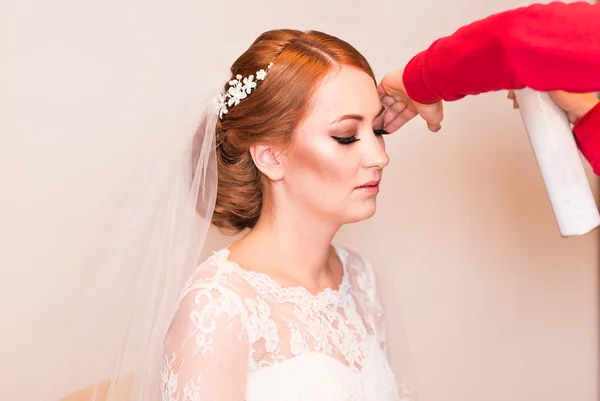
1, 0, 597, 400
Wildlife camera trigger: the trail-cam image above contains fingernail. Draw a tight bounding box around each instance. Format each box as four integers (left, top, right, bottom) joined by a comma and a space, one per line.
436, 124, 442, 131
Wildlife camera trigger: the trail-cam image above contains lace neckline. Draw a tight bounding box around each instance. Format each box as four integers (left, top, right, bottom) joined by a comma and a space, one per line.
215, 245, 351, 302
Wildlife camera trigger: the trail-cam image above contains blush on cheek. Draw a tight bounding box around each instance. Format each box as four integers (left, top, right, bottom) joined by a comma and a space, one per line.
294, 139, 354, 188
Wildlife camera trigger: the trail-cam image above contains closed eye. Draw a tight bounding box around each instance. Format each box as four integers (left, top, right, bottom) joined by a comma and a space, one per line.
331, 135, 359, 145
332, 129, 389, 145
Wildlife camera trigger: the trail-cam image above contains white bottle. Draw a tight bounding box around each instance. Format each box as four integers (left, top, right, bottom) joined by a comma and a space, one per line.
515, 88, 600, 237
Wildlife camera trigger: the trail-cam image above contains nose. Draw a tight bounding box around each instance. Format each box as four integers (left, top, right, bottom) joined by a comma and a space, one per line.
362, 134, 390, 169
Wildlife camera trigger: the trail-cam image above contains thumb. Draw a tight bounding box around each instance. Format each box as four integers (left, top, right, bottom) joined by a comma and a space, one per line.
418, 103, 444, 132
427, 122, 442, 133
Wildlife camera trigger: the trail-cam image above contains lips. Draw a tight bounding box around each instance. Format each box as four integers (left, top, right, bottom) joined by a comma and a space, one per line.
356, 180, 380, 189
354, 180, 381, 194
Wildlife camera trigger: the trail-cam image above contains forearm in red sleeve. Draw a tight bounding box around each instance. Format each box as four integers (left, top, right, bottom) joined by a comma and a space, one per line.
573, 102, 600, 176
403, 1, 600, 104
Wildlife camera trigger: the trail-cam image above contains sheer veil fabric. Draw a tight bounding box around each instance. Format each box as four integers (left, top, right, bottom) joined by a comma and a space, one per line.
4, 34, 421, 401
39, 91, 221, 401
38, 93, 418, 401
32, 90, 418, 401
4, 3, 418, 399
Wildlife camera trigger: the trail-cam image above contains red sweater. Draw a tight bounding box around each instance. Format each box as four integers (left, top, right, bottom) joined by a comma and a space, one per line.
402, 1, 600, 175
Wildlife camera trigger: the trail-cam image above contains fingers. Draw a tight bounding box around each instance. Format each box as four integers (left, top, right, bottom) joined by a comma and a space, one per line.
418, 102, 443, 132
377, 84, 388, 100
385, 100, 408, 122
384, 107, 418, 133
427, 122, 442, 132
380, 95, 410, 133
378, 68, 405, 97
381, 95, 398, 109
548, 90, 600, 123
379, 96, 443, 133
507, 90, 519, 109
378, 71, 444, 133
383, 114, 410, 133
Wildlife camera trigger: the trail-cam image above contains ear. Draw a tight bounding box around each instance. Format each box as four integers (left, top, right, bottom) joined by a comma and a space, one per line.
249, 144, 284, 181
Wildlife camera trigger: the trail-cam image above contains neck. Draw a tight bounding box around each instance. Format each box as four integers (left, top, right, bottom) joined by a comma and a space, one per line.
234, 196, 340, 284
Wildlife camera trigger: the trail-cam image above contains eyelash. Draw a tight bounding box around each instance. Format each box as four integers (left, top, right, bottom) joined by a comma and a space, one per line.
332, 129, 390, 145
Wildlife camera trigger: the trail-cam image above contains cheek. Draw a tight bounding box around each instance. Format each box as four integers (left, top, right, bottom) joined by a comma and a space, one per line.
287, 138, 357, 189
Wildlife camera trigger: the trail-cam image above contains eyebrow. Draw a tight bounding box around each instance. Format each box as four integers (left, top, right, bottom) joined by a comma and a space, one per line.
330, 106, 385, 125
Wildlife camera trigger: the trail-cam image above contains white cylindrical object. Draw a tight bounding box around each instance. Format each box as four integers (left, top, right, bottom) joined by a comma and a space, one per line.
515, 88, 600, 237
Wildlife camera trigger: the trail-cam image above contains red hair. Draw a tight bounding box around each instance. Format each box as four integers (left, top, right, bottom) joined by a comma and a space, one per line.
213, 29, 376, 233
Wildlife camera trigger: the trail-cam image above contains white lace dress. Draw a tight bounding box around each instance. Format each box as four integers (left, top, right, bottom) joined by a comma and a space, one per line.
161, 245, 411, 401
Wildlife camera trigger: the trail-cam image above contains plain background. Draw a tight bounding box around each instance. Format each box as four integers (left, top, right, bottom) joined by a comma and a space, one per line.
1, 0, 598, 400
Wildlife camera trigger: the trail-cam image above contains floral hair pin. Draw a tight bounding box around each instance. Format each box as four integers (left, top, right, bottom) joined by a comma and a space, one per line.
217, 62, 273, 120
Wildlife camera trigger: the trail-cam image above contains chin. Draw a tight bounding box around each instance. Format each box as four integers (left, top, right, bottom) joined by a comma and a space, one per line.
343, 203, 378, 224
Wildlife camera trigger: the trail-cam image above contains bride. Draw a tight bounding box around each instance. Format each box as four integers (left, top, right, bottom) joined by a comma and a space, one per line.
39, 28, 414, 401
160, 29, 412, 401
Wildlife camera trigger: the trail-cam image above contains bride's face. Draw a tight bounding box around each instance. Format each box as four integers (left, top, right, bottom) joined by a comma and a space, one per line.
279, 65, 389, 225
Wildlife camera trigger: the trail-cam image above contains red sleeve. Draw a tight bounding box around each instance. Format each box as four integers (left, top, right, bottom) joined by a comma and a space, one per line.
403, 1, 600, 104
573, 102, 600, 176
402, 1, 600, 176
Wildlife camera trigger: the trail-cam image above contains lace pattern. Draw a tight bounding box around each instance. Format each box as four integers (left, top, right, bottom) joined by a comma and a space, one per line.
161, 245, 408, 401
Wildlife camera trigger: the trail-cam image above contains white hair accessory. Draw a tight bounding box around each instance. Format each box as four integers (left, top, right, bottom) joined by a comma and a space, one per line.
217, 62, 273, 119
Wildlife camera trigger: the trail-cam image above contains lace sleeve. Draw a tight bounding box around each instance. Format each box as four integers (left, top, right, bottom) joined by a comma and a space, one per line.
360, 256, 387, 350
161, 283, 250, 401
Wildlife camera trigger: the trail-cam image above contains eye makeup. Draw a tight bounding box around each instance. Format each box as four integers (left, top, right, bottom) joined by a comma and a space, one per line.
331, 128, 390, 145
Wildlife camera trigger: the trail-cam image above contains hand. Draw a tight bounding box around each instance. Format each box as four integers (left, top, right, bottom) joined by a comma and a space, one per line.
508, 90, 599, 124
377, 68, 443, 133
